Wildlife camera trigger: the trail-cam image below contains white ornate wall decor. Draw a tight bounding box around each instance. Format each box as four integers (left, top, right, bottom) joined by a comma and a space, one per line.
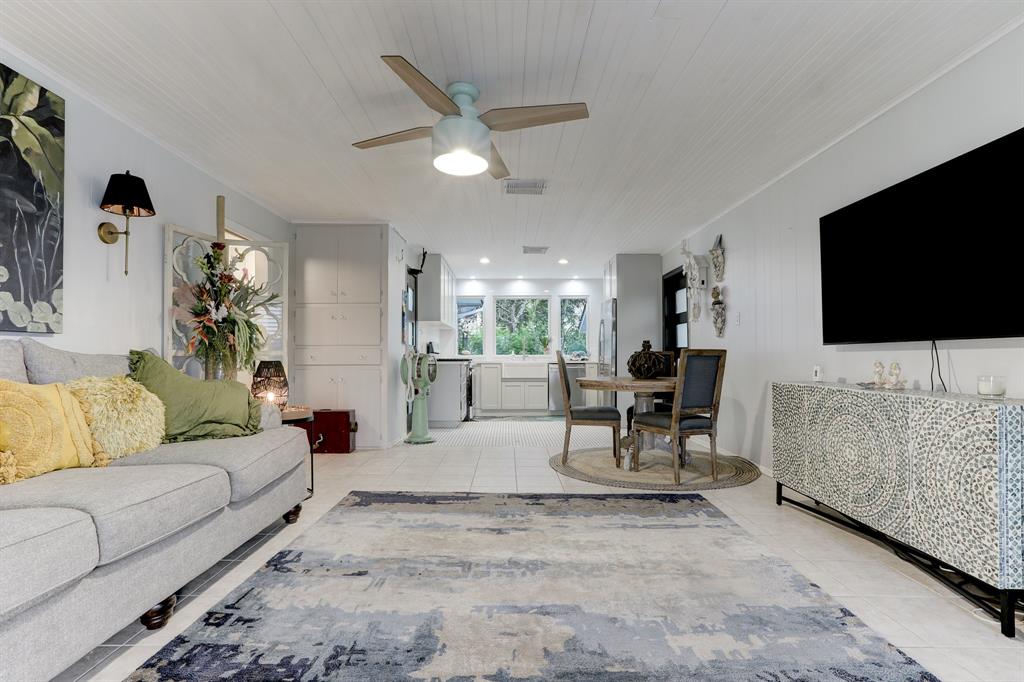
163, 224, 289, 377
773, 381, 1024, 590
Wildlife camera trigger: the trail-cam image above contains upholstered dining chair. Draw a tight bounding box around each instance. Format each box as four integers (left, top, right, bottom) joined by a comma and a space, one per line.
557, 351, 622, 467
632, 349, 726, 484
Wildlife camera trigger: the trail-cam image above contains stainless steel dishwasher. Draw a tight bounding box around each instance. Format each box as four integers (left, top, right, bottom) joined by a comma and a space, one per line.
548, 362, 586, 415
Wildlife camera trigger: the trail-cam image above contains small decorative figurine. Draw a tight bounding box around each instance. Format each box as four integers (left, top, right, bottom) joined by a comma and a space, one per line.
627, 340, 663, 379
709, 234, 725, 282
681, 246, 704, 322
885, 361, 906, 390
872, 361, 886, 387
711, 286, 726, 338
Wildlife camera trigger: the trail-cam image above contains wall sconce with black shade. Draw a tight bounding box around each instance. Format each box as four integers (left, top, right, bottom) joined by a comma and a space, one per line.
98, 170, 155, 276
251, 360, 289, 409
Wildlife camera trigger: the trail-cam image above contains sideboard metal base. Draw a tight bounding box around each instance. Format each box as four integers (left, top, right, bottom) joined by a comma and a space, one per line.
776, 481, 1023, 638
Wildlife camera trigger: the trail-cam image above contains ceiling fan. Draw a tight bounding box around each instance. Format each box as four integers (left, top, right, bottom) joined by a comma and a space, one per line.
353, 56, 589, 179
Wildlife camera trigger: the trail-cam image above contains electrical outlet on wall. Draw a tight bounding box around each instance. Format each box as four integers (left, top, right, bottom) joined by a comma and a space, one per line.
812, 365, 823, 381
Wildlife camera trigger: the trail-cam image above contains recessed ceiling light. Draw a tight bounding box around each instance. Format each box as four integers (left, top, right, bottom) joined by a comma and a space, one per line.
544, 289, 550, 293
517, 275, 523, 279
479, 257, 490, 264
558, 258, 568, 265
572, 275, 579, 279
470, 276, 476, 280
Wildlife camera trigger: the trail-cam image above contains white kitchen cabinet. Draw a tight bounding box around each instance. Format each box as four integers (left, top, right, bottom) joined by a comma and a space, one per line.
524, 382, 548, 410
293, 224, 393, 449
294, 347, 381, 365
294, 228, 339, 304
294, 305, 381, 346
338, 228, 383, 303
337, 367, 382, 447
477, 364, 502, 410
292, 368, 338, 411
419, 254, 456, 327
291, 366, 383, 448
501, 382, 525, 410
294, 225, 382, 304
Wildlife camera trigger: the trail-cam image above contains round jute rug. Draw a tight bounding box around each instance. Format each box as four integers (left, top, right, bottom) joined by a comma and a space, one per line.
550, 447, 760, 491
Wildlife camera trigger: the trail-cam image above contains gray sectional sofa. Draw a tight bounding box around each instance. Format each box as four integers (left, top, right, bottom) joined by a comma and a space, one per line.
0, 339, 309, 681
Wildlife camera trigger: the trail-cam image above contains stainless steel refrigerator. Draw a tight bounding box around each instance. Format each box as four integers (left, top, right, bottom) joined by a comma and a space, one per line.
598, 298, 617, 407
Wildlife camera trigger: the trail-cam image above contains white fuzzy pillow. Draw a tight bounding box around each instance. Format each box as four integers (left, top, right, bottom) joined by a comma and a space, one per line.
67, 376, 165, 459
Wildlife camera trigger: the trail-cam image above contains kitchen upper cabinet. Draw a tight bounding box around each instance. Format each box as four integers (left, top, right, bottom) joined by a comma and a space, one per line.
294, 226, 382, 304
418, 254, 456, 327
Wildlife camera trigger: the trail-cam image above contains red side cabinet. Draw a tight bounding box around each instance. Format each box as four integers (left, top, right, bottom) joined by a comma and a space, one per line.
312, 409, 357, 453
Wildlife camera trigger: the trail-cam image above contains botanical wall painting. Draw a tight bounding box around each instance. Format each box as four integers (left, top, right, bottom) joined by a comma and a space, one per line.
0, 63, 64, 333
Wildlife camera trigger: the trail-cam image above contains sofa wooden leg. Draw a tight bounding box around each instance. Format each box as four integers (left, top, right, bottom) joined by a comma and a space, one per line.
283, 504, 302, 524
140, 594, 176, 630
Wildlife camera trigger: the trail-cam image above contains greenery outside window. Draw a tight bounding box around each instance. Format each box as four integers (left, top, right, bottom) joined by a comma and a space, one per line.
495, 297, 550, 355
457, 296, 484, 355
560, 297, 588, 354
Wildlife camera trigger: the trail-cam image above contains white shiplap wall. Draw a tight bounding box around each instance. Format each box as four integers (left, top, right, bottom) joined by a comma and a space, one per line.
2, 1, 1021, 279
663, 24, 1024, 469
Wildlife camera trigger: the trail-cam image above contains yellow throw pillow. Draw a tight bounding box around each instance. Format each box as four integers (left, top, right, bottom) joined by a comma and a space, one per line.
0, 379, 99, 483
67, 376, 165, 459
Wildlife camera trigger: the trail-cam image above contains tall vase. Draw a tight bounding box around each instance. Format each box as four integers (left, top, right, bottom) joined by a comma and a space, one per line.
203, 351, 238, 381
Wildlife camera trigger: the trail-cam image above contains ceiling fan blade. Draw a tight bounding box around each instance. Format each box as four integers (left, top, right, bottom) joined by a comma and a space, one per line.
352, 126, 433, 149
479, 103, 589, 132
489, 142, 510, 179
381, 55, 459, 116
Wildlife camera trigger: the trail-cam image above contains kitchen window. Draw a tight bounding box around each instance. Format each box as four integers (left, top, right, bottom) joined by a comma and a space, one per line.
560, 297, 588, 354
495, 297, 550, 355
457, 296, 484, 355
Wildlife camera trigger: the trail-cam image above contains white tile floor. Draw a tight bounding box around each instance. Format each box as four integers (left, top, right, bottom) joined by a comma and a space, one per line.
62, 422, 1023, 682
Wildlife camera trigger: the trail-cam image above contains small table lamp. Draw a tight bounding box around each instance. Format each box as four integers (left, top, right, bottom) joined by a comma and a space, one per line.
98, 170, 156, 276
251, 361, 289, 408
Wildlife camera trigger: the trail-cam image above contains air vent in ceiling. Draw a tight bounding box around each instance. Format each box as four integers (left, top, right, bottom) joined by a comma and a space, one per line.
522, 246, 549, 255
502, 179, 547, 195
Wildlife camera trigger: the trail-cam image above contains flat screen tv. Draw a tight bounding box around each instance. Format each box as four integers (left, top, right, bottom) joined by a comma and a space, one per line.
820, 126, 1024, 345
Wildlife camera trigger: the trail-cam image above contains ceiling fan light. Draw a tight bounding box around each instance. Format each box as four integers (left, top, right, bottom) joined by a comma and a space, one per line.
433, 149, 489, 176
433, 115, 489, 177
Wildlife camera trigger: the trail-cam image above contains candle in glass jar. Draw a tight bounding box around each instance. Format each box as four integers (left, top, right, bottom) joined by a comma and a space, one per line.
977, 375, 1007, 397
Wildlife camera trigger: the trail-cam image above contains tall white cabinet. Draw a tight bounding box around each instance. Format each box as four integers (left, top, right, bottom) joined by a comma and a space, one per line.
292, 224, 388, 448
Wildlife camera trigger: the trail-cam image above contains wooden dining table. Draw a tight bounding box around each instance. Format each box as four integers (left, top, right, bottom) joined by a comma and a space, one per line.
575, 375, 676, 469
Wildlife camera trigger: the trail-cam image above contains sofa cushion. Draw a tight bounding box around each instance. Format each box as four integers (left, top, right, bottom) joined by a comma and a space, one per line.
21, 339, 129, 384
0, 340, 28, 382
0, 507, 98, 620
0, 464, 229, 565
0, 379, 102, 480
112, 427, 307, 502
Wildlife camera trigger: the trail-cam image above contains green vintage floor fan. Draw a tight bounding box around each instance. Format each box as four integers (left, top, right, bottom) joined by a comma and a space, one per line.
401, 348, 437, 444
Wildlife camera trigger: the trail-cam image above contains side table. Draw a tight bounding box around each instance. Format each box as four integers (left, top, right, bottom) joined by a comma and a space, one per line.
281, 406, 315, 499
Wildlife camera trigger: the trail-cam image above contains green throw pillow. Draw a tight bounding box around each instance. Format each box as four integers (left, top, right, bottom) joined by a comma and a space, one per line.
128, 351, 261, 442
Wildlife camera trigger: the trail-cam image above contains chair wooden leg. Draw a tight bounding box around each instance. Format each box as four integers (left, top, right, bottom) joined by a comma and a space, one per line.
632, 428, 641, 472
710, 432, 718, 481
612, 426, 621, 468
561, 424, 572, 465
670, 434, 681, 485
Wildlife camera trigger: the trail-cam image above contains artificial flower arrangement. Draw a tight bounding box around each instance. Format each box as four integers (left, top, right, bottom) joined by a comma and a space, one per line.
185, 242, 278, 380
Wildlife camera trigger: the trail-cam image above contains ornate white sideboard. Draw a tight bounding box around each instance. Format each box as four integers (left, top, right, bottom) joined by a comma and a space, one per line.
772, 381, 1024, 636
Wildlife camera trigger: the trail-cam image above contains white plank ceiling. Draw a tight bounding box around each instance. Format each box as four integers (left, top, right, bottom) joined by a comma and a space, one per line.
2, 1, 1021, 277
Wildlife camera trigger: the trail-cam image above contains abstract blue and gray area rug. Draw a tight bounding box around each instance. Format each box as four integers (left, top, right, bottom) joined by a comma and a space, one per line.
130, 492, 938, 681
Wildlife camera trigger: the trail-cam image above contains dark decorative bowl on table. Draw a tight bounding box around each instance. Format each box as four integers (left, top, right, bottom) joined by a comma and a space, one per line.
627, 340, 663, 379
